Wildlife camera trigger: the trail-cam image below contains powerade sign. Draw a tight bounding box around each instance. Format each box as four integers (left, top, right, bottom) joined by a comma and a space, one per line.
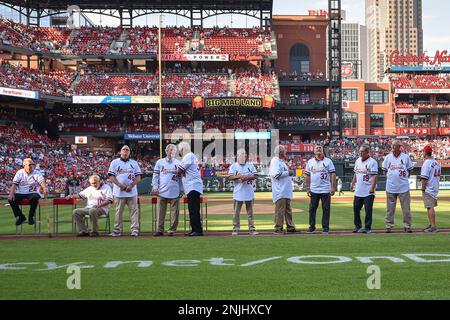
124, 133, 161, 140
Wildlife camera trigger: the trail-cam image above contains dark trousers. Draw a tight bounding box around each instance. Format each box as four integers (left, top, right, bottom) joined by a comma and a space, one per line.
187, 190, 203, 233
309, 192, 331, 230
8, 193, 41, 219
353, 195, 375, 230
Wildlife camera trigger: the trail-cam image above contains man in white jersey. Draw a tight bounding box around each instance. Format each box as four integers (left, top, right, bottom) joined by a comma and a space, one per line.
108, 145, 142, 237
420, 145, 441, 233
350, 144, 378, 234
152, 144, 183, 237
176, 141, 204, 237
8, 158, 48, 226
66, 175, 113, 237
305, 145, 336, 234
382, 140, 413, 233
269, 145, 297, 235
228, 149, 259, 236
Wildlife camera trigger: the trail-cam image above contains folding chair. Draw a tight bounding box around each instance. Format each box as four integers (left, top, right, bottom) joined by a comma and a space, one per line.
52, 198, 77, 235
16, 198, 41, 235
183, 196, 208, 233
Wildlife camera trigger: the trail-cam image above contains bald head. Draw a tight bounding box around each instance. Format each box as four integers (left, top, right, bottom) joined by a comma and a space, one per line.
88, 175, 102, 189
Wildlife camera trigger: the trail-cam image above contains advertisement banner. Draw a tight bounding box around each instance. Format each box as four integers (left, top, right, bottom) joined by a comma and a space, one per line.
0, 86, 39, 100
285, 144, 315, 153
162, 54, 229, 61
395, 89, 450, 94
343, 129, 357, 136
395, 107, 419, 114
124, 133, 161, 140
437, 128, 450, 135
370, 129, 385, 135
74, 136, 88, 144
131, 96, 161, 104
192, 97, 274, 109
396, 128, 430, 136
73, 96, 160, 104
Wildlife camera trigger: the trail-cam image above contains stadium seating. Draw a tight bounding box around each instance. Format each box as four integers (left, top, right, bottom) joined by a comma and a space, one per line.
0, 62, 76, 96
413, 76, 450, 89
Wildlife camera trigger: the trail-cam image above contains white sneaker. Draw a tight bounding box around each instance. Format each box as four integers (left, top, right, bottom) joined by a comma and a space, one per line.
249, 230, 259, 235
131, 230, 139, 237
231, 230, 239, 236
110, 231, 121, 237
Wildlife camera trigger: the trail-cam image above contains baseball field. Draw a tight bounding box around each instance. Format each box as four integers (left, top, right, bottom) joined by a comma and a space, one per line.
0, 190, 449, 300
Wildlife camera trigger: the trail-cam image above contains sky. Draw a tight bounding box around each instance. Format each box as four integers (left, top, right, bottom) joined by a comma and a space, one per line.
80, 0, 448, 54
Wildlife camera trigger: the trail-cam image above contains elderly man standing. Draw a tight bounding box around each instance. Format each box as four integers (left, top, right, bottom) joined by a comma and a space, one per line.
228, 149, 259, 236
305, 145, 336, 234
176, 141, 204, 237
108, 145, 142, 237
420, 145, 441, 233
8, 158, 48, 226
382, 140, 414, 233
152, 144, 183, 237
67, 175, 113, 237
270, 145, 297, 235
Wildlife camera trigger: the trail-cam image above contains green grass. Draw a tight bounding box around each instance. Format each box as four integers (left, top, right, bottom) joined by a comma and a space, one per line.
1, 190, 449, 300
0, 234, 449, 299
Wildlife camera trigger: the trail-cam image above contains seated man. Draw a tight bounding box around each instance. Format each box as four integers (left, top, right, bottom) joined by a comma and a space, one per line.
66, 175, 113, 237
8, 158, 48, 226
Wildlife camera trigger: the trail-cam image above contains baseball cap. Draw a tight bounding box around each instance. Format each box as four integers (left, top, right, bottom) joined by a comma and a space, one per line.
423, 145, 432, 153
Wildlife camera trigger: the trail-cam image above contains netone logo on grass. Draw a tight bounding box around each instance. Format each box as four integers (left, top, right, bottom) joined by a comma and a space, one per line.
1, 254, 449, 271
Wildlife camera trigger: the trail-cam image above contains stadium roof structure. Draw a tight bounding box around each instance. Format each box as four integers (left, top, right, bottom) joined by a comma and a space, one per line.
0, 0, 273, 27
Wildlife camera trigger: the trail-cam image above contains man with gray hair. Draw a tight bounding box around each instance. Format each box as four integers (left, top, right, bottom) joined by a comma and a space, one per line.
382, 140, 414, 233
67, 175, 113, 237
152, 144, 183, 236
350, 144, 378, 234
176, 141, 204, 236
228, 149, 259, 236
8, 158, 48, 226
269, 145, 297, 234
108, 145, 142, 237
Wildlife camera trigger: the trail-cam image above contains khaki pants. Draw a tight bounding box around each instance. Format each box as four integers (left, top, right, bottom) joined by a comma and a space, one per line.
274, 198, 296, 232
386, 191, 412, 228
233, 200, 256, 231
113, 196, 140, 233
156, 197, 180, 233
73, 208, 105, 233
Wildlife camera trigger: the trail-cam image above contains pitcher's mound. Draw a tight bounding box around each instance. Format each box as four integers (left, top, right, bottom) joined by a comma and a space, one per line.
208, 203, 304, 215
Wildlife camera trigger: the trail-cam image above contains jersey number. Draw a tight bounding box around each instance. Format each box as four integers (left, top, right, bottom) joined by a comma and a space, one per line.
128, 174, 135, 181
320, 173, 328, 181
29, 185, 38, 193
399, 170, 407, 177
362, 175, 370, 182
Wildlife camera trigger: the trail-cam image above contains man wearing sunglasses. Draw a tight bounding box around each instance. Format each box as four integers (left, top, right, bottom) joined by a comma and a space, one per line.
8, 158, 48, 226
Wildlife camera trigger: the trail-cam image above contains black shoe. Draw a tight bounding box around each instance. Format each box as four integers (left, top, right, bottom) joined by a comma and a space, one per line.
28, 216, 35, 225
353, 227, 361, 233
306, 227, 316, 234
153, 232, 164, 237
90, 232, 99, 237
287, 229, 299, 234
77, 231, 90, 237
322, 229, 330, 235
188, 232, 203, 237
386, 228, 392, 234
404, 228, 413, 234
15, 215, 26, 226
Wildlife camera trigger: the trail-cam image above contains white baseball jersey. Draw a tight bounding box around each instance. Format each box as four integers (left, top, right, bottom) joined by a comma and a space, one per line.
178, 152, 203, 195
382, 152, 413, 194
228, 162, 257, 202
269, 157, 293, 203
420, 158, 441, 199
354, 157, 379, 198
305, 157, 336, 194
79, 183, 113, 214
108, 158, 142, 197
152, 157, 183, 199
12, 169, 45, 195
